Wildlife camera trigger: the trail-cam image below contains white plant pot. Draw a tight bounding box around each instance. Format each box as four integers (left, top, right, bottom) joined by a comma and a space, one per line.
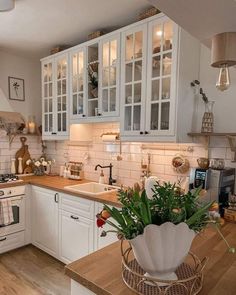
129, 222, 196, 284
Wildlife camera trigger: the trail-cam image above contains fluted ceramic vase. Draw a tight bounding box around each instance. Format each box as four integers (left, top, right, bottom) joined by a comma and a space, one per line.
129, 222, 196, 284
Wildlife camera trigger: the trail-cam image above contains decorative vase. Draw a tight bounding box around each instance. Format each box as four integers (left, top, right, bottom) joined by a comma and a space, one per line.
201, 101, 215, 133
128, 222, 196, 285
34, 165, 45, 176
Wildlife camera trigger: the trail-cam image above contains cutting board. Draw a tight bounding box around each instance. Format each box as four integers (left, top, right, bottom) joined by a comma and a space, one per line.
15, 137, 31, 174
22, 144, 31, 173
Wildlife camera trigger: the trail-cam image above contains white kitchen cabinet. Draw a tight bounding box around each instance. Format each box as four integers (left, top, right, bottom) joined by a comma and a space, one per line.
94, 202, 119, 250
41, 52, 69, 140
70, 34, 121, 123
99, 34, 120, 117
120, 23, 147, 137
59, 209, 94, 264
120, 14, 200, 142
70, 46, 87, 119
31, 186, 59, 259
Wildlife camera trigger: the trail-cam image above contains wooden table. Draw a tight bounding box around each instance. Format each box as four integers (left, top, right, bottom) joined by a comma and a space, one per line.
66, 223, 236, 295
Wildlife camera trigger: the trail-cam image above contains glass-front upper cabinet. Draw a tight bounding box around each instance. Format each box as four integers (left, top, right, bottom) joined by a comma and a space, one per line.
87, 42, 99, 117
55, 54, 69, 136
121, 24, 147, 136
70, 47, 86, 118
146, 18, 177, 136
99, 34, 120, 116
42, 59, 54, 137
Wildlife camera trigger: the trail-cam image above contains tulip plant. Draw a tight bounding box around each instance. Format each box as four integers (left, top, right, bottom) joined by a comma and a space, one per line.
96, 181, 235, 253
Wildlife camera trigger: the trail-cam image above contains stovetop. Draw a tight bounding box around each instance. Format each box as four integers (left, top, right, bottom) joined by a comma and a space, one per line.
0, 174, 20, 183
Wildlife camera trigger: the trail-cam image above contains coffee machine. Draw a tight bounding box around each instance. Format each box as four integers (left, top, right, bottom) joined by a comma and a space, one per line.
189, 168, 235, 215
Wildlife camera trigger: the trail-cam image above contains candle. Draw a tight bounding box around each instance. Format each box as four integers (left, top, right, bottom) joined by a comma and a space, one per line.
28, 122, 36, 134
28, 116, 36, 134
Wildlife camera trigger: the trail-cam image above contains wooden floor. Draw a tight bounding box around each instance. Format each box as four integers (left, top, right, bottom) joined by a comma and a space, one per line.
0, 245, 70, 295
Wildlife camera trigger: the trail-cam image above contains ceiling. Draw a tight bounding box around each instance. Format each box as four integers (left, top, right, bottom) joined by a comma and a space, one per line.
0, 0, 151, 59
148, 0, 236, 47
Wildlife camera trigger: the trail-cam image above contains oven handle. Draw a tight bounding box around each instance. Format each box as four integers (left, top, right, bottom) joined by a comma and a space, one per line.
0, 237, 6, 242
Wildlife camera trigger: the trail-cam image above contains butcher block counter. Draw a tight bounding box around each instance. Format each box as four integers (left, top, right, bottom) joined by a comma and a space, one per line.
15, 175, 121, 207
65, 223, 236, 295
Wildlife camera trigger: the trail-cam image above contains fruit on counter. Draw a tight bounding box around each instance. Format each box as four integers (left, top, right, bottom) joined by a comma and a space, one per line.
209, 202, 219, 211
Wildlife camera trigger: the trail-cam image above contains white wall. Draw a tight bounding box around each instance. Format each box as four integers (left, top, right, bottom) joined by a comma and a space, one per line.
196, 44, 236, 132
0, 50, 41, 124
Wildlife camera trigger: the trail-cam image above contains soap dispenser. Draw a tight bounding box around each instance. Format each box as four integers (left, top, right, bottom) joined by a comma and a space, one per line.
99, 170, 105, 184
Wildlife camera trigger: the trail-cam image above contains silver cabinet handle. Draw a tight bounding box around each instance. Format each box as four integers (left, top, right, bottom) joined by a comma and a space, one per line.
0, 237, 6, 242
54, 193, 59, 203
70, 215, 79, 220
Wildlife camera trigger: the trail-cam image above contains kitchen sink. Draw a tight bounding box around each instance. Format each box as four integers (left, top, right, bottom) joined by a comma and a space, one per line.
64, 182, 119, 197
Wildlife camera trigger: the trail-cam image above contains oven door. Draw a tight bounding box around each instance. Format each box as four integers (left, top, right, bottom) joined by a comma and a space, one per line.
0, 195, 25, 237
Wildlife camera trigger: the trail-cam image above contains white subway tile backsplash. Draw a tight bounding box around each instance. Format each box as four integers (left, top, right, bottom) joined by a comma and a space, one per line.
1, 123, 233, 187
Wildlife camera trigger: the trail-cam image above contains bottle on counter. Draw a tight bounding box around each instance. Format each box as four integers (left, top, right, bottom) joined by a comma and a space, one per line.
99, 170, 105, 184
11, 158, 16, 174
18, 157, 23, 174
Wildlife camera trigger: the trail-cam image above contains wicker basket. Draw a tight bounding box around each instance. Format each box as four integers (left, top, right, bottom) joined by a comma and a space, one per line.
50, 46, 66, 55
138, 7, 160, 20
88, 30, 104, 40
121, 241, 208, 295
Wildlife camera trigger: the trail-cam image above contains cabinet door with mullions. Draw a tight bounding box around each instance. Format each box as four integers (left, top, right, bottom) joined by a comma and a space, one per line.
146, 18, 177, 136
100, 34, 120, 116
55, 54, 69, 136
121, 24, 147, 136
42, 59, 54, 136
70, 47, 86, 118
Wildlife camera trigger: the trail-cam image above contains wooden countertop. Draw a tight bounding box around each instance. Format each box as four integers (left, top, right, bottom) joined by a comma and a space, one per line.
0, 175, 121, 207
65, 223, 236, 295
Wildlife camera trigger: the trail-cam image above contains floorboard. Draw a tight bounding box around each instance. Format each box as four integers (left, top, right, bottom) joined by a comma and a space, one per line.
0, 245, 70, 295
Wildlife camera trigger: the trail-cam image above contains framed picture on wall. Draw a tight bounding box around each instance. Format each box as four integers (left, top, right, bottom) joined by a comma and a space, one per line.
8, 77, 25, 101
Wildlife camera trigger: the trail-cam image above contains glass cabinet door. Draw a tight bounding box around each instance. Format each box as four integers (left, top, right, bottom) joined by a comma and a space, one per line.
100, 35, 120, 116
55, 54, 69, 135
71, 48, 86, 118
146, 19, 176, 135
121, 25, 147, 135
42, 60, 54, 135
87, 42, 99, 117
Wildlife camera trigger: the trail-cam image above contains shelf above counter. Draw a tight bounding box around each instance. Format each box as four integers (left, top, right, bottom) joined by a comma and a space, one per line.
188, 132, 236, 161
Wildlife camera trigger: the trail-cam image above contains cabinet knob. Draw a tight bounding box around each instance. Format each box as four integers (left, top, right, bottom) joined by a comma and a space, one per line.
140, 131, 143, 135
82, 114, 86, 117
51, 132, 57, 135
144, 131, 149, 135
97, 113, 102, 116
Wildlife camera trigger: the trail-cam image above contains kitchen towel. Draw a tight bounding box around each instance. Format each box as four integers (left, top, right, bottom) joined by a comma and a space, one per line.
0, 199, 14, 226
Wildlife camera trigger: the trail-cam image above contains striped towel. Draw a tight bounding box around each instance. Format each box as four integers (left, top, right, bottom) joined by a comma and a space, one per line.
0, 199, 14, 226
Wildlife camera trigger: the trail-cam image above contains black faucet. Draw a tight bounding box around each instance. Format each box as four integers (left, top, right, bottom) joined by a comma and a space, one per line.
95, 163, 115, 185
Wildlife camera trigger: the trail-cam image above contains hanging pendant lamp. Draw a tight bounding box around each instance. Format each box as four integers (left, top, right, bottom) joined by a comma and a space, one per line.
211, 32, 236, 91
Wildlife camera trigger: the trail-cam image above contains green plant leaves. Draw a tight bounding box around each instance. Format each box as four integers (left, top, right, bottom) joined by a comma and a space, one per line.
100, 182, 213, 239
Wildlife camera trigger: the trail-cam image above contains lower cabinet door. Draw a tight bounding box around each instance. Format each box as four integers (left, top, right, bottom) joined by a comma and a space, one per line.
31, 187, 59, 258
59, 210, 94, 264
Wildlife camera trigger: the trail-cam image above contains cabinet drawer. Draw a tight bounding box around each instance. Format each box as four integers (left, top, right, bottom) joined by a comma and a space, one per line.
0, 231, 25, 254
60, 193, 94, 220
